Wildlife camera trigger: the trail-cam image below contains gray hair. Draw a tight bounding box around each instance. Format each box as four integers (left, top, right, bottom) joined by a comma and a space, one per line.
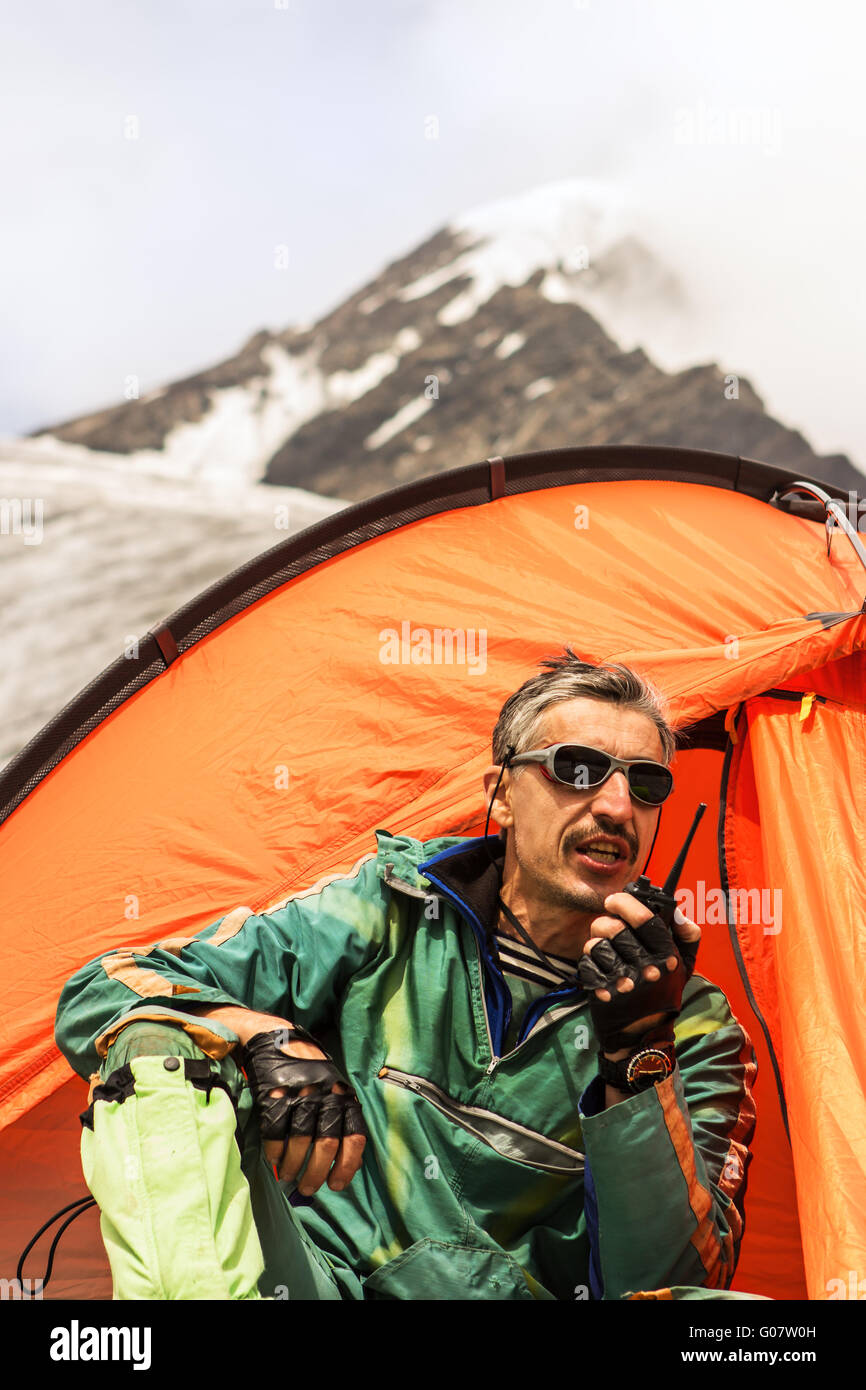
491, 648, 676, 769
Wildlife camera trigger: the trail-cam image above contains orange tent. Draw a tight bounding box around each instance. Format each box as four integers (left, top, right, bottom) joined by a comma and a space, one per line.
1, 445, 864, 1300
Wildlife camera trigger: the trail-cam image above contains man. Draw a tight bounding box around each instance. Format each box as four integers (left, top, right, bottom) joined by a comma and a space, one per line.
55, 651, 757, 1301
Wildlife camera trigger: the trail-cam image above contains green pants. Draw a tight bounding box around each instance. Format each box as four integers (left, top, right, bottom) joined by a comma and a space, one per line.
82, 1020, 363, 1301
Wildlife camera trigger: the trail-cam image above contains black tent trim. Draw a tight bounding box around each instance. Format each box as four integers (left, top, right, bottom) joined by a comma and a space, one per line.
717, 720, 790, 1143
0, 444, 860, 827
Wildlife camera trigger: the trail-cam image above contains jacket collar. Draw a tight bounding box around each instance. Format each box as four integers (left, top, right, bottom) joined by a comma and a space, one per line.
417, 834, 505, 938
417, 835, 584, 1057
418, 835, 587, 988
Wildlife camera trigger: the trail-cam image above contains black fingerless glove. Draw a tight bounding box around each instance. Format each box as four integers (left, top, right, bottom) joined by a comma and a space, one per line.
240, 1027, 367, 1145
576, 915, 700, 1052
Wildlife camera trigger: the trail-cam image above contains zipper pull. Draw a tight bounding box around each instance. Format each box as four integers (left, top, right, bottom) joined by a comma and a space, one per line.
486, 1057, 499, 1075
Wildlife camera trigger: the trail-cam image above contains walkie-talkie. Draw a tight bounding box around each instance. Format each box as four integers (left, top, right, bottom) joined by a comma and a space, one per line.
621, 803, 707, 928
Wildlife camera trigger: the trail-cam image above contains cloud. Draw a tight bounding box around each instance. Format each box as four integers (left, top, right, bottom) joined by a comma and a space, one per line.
1, 0, 863, 465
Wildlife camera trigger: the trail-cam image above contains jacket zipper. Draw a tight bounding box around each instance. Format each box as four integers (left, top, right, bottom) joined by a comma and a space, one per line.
476, 945, 586, 1075
378, 1066, 585, 1172
415, 864, 586, 1077
418, 868, 501, 1066
475, 947, 500, 1073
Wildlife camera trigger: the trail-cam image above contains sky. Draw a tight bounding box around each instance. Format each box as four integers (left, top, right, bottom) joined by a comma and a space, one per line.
2, 0, 865, 466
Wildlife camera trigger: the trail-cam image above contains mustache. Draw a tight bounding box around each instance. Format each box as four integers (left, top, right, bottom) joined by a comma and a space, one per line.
567, 826, 638, 860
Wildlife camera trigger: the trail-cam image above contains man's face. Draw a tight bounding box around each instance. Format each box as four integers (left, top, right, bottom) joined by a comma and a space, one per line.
486, 697, 668, 917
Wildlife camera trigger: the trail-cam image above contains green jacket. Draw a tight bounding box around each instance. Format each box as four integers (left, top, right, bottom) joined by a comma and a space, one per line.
55, 830, 758, 1301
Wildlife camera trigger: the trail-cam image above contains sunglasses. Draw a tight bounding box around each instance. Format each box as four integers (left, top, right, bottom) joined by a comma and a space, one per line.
507, 743, 673, 806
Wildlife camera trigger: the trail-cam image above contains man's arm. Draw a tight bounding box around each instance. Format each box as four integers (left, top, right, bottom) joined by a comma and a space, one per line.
55, 851, 388, 1082
183, 1002, 298, 1045
56, 855, 387, 1201
578, 976, 757, 1299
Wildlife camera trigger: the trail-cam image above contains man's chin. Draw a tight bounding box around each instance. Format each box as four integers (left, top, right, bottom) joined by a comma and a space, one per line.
565, 854, 633, 903
546, 868, 611, 914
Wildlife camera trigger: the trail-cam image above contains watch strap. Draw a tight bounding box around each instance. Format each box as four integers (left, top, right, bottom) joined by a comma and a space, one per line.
598, 1041, 676, 1094
597, 1023, 677, 1094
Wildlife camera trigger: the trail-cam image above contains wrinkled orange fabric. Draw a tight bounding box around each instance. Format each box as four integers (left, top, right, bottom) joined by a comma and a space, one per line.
737, 671, 866, 1299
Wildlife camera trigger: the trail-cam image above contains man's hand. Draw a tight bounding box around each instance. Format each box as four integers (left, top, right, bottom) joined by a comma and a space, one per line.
578, 895, 701, 1055
244, 1025, 367, 1196
185, 1004, 367, 1195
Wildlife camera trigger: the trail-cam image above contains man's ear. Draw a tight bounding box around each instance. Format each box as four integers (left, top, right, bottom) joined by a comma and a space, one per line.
481, 764, 503, 801
482, 764, 515, 832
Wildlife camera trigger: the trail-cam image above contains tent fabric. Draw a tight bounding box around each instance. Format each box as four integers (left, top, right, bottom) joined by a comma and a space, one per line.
0, 450, 863, 1299
0, 443, 837, 830
729, 673, 866, 1299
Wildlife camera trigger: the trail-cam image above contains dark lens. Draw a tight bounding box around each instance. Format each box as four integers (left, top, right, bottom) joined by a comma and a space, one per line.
628, 763, 673, 805
552, 746, 612, 790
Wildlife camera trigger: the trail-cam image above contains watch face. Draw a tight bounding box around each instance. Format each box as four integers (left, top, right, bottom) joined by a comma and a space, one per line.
626, 1048, 673, 1086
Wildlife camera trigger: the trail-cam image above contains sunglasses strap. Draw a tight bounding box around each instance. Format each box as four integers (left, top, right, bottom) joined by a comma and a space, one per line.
483, 746, 518, 868
496, 894, 580, 987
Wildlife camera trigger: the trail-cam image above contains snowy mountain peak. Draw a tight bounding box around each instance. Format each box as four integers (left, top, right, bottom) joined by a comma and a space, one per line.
23, 177, 858, 505
452, 176, 631, 262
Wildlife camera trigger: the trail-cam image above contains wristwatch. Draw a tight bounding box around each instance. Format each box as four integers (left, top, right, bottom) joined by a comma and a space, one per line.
597, 1034, 676, 1095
